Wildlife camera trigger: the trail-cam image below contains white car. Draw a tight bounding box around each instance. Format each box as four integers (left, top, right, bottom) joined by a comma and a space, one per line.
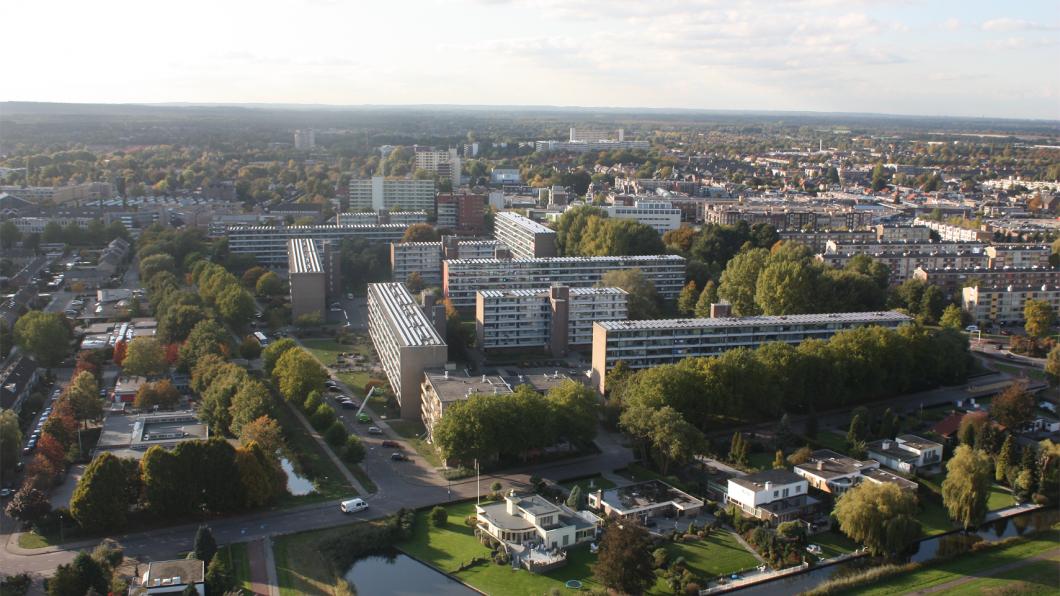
367, 426, 382, 435
340, 498, 368, 514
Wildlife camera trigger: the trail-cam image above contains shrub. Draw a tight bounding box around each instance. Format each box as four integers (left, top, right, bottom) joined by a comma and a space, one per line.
343, 436, 366, 464
310, 404, 336, 431
303, 390, 322, 414
652, 547, 669, 569
324, 421, 347, 446
429, 505, 448, 528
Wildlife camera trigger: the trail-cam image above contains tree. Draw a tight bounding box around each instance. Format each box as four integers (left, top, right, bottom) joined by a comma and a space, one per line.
324, 420, 347, 446
255, 271, 284, 297
429, 505, 447, 528
939, 304, 965, 330
48, 552, 109, 596
242, 266, 268, 288
599, 268, 659, 320
1024, 298, 1055, 339
122, 337, 167, 377
139, 253, 176, 283
958, 411, 989, 446
272, 348, 328, 403
193, 525, 218, 565
787, 446, 813, 466
235, 442, 285, 508
239, 416, 286, 456
158, 305, 208, 344
676, 281, 698, 316
262, 338, 297, 374
70, 452, 130, 532
240, 335, 263, 360
134, 380, 181, 410
554, 205, 606, 255
343, 434, 366, 463
0, 220, 21, 248
546, 380, 599, 448
4, 486, 50, 525
693, 280, 719, 317
772, 449, 786, 469
847, 414, 868, 446
833, 481, 921, 557
0, 409, 22, 472
405, 272, 426, 293
178, 319, 229, 372
13, 311, 70, 367
755, 259, 818, 315
593, 519, 656, 595
718, 248, 769, 315
401, 223, 439, 243
218, 285, 255, 329
996, 435, 1016, 483
992, 382, 1036, 431
942, 445, 993, 529
566, 485, 584, 509
229, 380, 272, 437
64, 371, 103, 425
205, 555, 236, 595
1047, 345, 1060, 387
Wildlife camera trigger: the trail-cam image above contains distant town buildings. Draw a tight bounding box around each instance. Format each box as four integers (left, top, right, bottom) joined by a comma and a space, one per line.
293, 129, 316, 150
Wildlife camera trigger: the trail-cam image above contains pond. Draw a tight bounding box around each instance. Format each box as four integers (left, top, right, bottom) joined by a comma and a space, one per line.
279, 457, 316, 496
344, 550, 476, 596
737, 508, 1058, 596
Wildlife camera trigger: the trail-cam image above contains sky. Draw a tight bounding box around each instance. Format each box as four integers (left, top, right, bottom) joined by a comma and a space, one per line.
4, 0, 1059, 120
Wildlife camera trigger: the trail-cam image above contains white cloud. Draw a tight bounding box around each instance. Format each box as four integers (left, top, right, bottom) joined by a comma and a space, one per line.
981, 18, 1057, 32
942, 18, 961, 31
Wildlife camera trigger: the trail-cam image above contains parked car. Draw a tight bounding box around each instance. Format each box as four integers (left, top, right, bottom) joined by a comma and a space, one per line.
339, 400, 357, 410
0, 488, 13, 499
367, 426, 382, 435
340, 498, 368, 514
357, 413, 371, 423
390, 453, 408, 461
381, 440, 401, 448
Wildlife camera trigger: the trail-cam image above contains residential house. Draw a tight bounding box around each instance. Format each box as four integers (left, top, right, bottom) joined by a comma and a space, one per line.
0, 355, 40, 411
725, 469, 817, 524
793, 449, 917, 495
476, 492, 600, 573
132, 559, 205, 595
866, 434, 943, 474
588, 480, 703, 524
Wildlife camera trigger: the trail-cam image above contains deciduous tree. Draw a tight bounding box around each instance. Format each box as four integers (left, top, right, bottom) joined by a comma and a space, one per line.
1024, 298, 1055, 339
13, 311, 70, 367
122, 337, 167, 377
70, 452, 132, 532
593, 519, 655, 595
942, 445, 993, 529
834, 481, 921, 557
992, 382, 1036, 431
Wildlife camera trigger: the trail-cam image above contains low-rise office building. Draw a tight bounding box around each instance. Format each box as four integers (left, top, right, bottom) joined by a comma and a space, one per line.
443, 254, 685, 310
476, 286, 627, 355
391, 242, 443, 287
726, 470, 816, 525
962, 284, 1060, 326
288, 238, 326, 320
367, 283, 448, 419
591, 311, 911, 393
985, 244, 1052, 269
865, 435, 943, 474
228, 223, 410, 264
914, 266, 1060, 299
494, 211, 557, 259
605, 200, 682, 234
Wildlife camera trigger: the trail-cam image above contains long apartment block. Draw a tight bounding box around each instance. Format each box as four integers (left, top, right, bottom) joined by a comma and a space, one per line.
366, 283, 448, 419
476, 286, 628, 355
344, 177, 436, 213
494, 211, 557, 259
228, 224, 410, 264
984, 244, 1051, 268
914, 265, 1060, 299
777, 229, 876, 253
823, 240, 986, 256
963, 285, 1060, 326
816, 250, 989, 285
336, 210, 428, 226
590, 311, 912, 392
442, 254, 686, 310
391, 242, 443, 286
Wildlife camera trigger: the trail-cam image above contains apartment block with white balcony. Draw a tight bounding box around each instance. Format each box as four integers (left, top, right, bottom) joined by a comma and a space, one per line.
391, 242, 443, 287
228, 224, 411, 265
605, 200, 682, 234
494, 211, 558, 259
345, 177, 436, 213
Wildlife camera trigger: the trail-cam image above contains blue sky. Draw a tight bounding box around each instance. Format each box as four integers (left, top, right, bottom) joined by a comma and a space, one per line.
4, 0, 1058, 119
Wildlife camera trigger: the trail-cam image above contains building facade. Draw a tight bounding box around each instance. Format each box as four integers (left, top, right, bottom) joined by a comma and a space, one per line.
777, 229, 876, 253
605, 200, 682, 234
413, 147, 461, 180
985, 244, 1051, 269
591, 311, 912, 393
345, 177, 436, 213
366, 283, 448, 419
443, 254, 686, 310
962, 284, 1060, 326
726, 470, 814, 524
494, 211, 558, 259
288, 238, 327, 320
817, 250, 990, 285
391, 242, 443, 287
436, 191, 485, 235
914, 266, 1060, 299
227, 223, 410, 264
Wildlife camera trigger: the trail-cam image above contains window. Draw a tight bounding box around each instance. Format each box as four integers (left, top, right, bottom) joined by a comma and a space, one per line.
563, 535, 569, 546
773, 490, 778, 498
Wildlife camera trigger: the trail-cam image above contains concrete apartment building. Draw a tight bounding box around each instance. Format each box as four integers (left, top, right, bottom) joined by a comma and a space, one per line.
442, 254, 686, 310
421, 370, 513, 442
823, 240, 986, 256
817, 250, 990, 285
777, 229, 876, 253
345, 177, 436, 213
985, 244, 1052, 269
414, 147, 462, 181
913, 218, 992, 242
293, 129, 315, 150
591, 311, 912, 393
705, 206, 873, 230
0, 182, 112, 204
391, 242, 443, 286
963, 284, 1060, 326
494, 211, 558, 259
436, 191, 485, 235
476, 286, 628, 355
876, 224, 934, 242
336, 210, 428, 226
227, 223, 410, 265
914, 266, 1060, 299
605, 200, 682, 234
442, 237, 502, 260
288, 239, 327, 320
367, 283, 448, 419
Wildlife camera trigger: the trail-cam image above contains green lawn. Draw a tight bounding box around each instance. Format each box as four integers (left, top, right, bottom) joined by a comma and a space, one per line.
747, 451, 775, 471
560, 475, 617, 494
397, 501, 604, 595
810, 530, 858, 559
814, 431, 849, 454
987, 485, 1016, 511
849, 527, 1060, 595
219, 543, 252, 594
648, 530, 760, 593
273, 524, 356, 596
992, 362, 1047, 381
387, 418, 444, 468
301, 338, 380, 399
937, 556, 1060, 595
17, 531, 53, 549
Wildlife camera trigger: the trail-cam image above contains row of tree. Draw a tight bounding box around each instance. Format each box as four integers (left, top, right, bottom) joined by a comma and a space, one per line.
553, 205, 665, 257
432, 380, 599, 464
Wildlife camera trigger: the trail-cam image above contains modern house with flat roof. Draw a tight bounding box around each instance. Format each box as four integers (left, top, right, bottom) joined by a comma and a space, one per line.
443, 254, 685, 310
588, 480, 703, 523
367, 283, 448, 418
591, 311, 912, 393
494, 211, 557, 259
726, 469, 816, 524
476, 492, 600, 573
866, 435, 944, 474
793, 449, 917, 495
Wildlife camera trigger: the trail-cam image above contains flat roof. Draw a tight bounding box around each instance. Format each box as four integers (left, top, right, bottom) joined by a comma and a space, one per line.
288, 238, 322, 273
597, 479, 703, 513
423, 370, 513, 403
596, 311, 911, 331
228, 223, 409, 232
729, 469, 805, 492
496, 211, 556, 235
478, 286, 627, 299
447, 254, 685, 265
368, 283, 445, 347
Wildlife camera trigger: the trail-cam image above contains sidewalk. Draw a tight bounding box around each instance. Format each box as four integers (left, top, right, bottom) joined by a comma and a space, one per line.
246, 537, 280, 596
283, 400, 368, 495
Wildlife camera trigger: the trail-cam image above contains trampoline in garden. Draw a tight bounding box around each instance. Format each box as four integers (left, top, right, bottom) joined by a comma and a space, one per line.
565, 580, 583, 590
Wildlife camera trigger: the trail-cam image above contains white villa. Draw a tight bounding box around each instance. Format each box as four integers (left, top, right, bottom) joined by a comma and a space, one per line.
476, 492, 600, 573
865, 434, 943, 474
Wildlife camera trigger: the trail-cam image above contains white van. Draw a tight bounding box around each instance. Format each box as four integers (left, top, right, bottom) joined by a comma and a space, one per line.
340, 498, 368, 514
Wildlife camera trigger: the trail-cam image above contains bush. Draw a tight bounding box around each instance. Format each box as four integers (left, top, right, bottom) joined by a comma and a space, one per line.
324, 421, 347, 446
430, 506, 448, 528
343, 436, 366, 464
310, 404, 336, 431
240, 336, 262, 360
303, 390, 322, 414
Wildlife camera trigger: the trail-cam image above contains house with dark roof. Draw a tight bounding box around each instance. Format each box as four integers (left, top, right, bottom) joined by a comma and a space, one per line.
726, 469, 817, 524
132, 559, 205, 595
0, 355, 40, 411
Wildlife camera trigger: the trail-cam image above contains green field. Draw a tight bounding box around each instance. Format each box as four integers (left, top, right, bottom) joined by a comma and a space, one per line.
16, 531, 53, 549
397, 501, 604, 595
649, 531, 760, 593
810, 530, 858, 559
849, 528, 1060, 595
936, 556, 1060, 595
919, 500, 957, 536
273, 525, 356, 596
301, 338, 379, 398
987, 485, 1015, 511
